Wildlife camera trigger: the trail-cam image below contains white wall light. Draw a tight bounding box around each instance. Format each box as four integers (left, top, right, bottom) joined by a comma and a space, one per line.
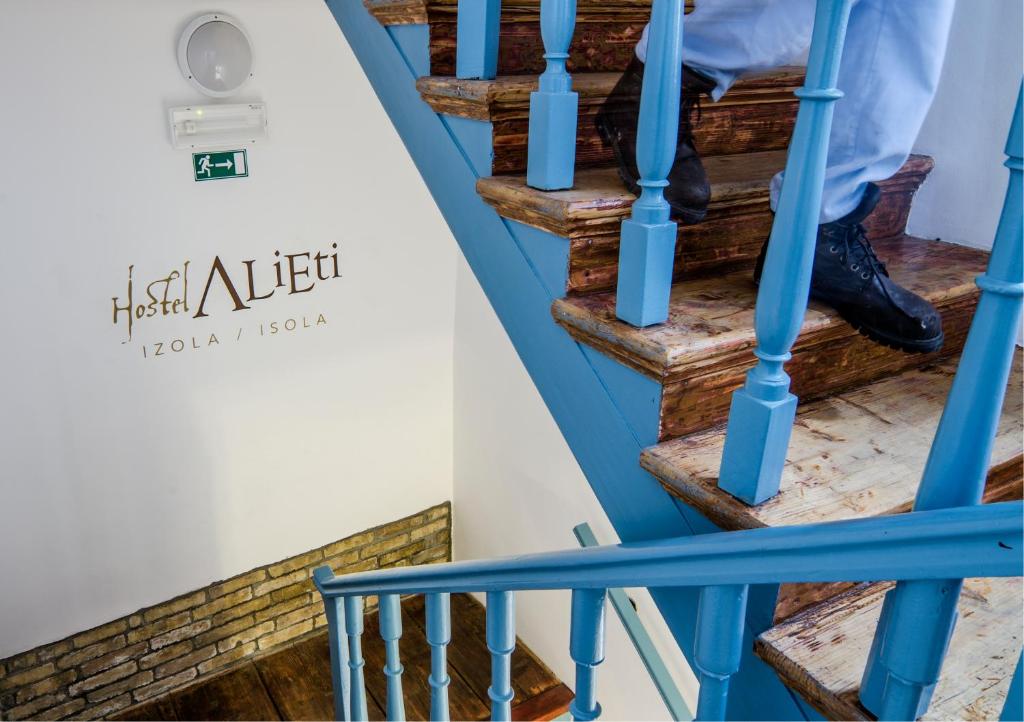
169, 103, 268, 150
171, 14, 266, 150
177, 13, 254, 98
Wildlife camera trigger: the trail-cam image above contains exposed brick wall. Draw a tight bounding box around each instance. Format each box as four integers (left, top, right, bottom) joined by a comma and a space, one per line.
0, 503, 451, 720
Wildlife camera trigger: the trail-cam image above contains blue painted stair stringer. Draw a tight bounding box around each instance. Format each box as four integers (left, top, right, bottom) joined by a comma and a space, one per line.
323, 4, 807, 719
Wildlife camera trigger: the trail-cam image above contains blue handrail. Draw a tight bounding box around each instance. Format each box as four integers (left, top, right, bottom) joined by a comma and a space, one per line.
314, 502, 1022, 721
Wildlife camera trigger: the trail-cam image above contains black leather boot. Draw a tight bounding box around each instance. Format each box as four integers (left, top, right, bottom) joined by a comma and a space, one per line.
595, 56, 717, 224
754, 183, 944, 353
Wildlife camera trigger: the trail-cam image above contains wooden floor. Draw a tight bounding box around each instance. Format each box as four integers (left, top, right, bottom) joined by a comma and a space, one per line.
115, 595, 571, 721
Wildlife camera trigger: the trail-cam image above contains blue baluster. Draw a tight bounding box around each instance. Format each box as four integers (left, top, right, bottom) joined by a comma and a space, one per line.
426, 593, 452, 722
717, 0, 854, 505
614, 0, 684, 327
344, 596, 369, 722
313, 567, 351, 721
569, 588, 607, 721
527, 0, 579, 190
379, 594, 406, 721
457, 0, 502, 80
693, 585, 749, 721
861, 84, 1024, 722
486, 591, 516, 721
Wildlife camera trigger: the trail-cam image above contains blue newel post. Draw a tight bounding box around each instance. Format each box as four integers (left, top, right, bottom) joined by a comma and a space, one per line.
860, 83, 1024, 721
693, 585, 749, 721
313, 567, 351, 721
456, 0, 502, 79
614, 0, 685, 327
569, 588, 607, 721
344, 596, 369, 722
527, 0, 579, 190
717, 0, 854, 505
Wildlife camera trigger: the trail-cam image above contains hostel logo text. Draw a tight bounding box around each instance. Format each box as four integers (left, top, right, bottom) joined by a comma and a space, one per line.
112, 244, 342, 343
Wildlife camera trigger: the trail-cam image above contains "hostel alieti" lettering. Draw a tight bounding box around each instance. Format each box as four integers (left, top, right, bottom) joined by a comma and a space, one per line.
112, 244, 341, 342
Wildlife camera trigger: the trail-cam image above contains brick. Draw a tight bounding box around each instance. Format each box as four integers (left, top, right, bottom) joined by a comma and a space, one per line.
79, 692, 133, 719
410, 518, 449, 541
128, 615, 143, 629
411, 546, 449, 565
211, 595, 271, 626
314, 614, 328, 629
192, 616, 254, 648
197, 643, 255, 675
274, 604, 320, 630
133, 669, 197, 702
139, 641, 193, 670
380, 540, 428, 567
323, 557, 378, 577
257, 620, 313, 651
150, 620, 211, 650
142, 591, 206, 624
68, 661, 137, 696
71, 620, 128, 650
426, 503, 451, 521
126, 611, 192, 644
253, 569, 306, 598
6, 692, 63, 720
209, 569, 267, 600
0, 662, 56, 691
80, 642, 148, 677
323, 530, 376, 558
84, 670, 153, 704
15, 669, 76, 705
216, 622, 273, 654
267, 549, 323, 578
37, 640, 74, 664
39, 696, 86, 720
255, 595, 310, 625
192, 588, 252, 619
269, 579, 314, 604
154, 645, 216, 679
3, 650, 38, 673
359, 533, 411, 560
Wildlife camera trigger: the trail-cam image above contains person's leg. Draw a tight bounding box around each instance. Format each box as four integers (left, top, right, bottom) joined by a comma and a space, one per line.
769, 0, 958, 222
636, 0, 816, 100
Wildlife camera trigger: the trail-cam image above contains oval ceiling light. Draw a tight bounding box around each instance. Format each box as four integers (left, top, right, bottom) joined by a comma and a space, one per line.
177, 14, 254, 98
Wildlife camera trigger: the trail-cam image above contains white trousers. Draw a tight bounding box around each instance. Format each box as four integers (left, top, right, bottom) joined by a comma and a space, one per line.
636, 0, 957, 222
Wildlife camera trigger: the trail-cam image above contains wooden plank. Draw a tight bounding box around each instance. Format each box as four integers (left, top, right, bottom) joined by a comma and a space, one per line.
418, 69, 803, 172
511, 683, 575, 721
756, 577, 1024, 721
556, 236, 987, 440
480, 155, 933, 294
112, 696, 179, 721
643, 353, 1023, 531
255, 634, 387, 722
170, 664, 281, 722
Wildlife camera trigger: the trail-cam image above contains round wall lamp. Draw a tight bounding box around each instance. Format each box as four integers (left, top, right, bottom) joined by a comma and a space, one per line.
177, 13, 254, 98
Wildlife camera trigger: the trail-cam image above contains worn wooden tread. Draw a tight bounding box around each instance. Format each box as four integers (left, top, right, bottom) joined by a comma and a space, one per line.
365, 0, 682, 26
417, 68, 803, 120
642, 353, 1024, 531
756, 577, 1024, 721
478, 152, 930, 239
554, 235, 987, 440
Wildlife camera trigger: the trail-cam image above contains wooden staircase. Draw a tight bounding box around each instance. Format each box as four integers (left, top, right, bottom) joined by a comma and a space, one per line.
362, 1, 1023, 718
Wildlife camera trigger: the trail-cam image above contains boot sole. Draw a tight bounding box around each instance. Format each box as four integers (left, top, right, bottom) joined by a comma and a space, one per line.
751, 271, 945, 355
594, 115, 708, 226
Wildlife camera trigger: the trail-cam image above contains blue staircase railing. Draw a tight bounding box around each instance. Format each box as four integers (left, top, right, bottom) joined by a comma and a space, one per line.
314, 502, 1023, 721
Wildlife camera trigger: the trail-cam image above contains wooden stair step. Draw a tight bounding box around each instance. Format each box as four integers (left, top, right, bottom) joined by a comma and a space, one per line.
366, 0, 693, 76
755, 577, 1024, 721
419, 68, 803, 173
480, 153, 933, 293
553, 236, 988, 441
642, 353, 1024, 531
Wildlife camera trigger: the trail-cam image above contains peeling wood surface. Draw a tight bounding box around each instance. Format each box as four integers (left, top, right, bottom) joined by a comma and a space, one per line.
418, 69, 802, 172
481, 155, 933, 294
555, 236, 987, 439
757, 578, 1024, 721
643, 353, 1023, 531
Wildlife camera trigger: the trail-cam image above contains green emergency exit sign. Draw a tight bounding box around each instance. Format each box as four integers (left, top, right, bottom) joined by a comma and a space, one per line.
193, 150, 248, 182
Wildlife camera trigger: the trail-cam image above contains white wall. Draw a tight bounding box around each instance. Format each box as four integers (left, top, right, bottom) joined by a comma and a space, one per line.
908, 0, 1023, 248
0, 0, 457, 658
452, 259, 699, 721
